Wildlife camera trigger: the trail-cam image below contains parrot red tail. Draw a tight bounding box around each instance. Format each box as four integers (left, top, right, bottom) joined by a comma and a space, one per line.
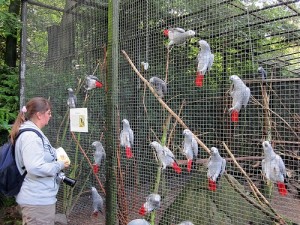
95, 81, 103, 88
208, 178, 217, 191
172, 162, 182, 174
195, 72, 204, 87
125, 146, 133, 158
231, 110, 239, 122
92, 164, 99, 174
277, 182, 287, 196
139, 205, 146, 216
163, 29, 169, 37
187, 159, 192, 172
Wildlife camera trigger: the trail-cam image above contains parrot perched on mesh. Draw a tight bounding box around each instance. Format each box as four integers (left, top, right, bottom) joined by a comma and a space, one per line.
177, 221, 195, 225
182, 129, 198, 172
67, 88, 77, 108
262, 141, 287, 196
163, 28, 195, 49
127, 219, 150, 225
150, 141, 181, 174
91, 187, 104, 217
120, 119, 134, 158
207, 147, 226, 191
139, 193, 161, 216
195, 40, 214, 87
258, 66, 267, 80
149, 76, 167, 98
229, 75, 251, 122
84, 75, 103, 91
92, 141, 106, 174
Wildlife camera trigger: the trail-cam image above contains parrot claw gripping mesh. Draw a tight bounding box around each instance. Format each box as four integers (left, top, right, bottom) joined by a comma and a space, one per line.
207, 147, 226, 191
139, 193, 161, 216
91, 187, 104, 217
195, 40, 214, 87
262, 141, 287, 196
127, 219, 151, 225
84, 75, 103, 91
228, 75, 251, 122
150, 141, 181, 174
182, 129, 199, 172
92, 141, 106, 174
163, 27, 195, 49
149, 76, 167, 98
67, 88, 77, 108
120, 119, 134, 158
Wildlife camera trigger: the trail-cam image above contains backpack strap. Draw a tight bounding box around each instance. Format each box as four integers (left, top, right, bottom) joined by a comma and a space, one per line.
14, 128, 44, 170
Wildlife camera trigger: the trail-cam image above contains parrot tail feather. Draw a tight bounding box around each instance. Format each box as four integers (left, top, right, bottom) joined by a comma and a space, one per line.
172, 162, 182, 174
96, 81, 103, 88
92, 164, 99, 174
139, 205, 146, 216
187, 159, 192, 172
125, 146, 133, 159
163, 29, 169, 37
208, 178, 217, 191
195, 72, 204, 87
277, 182, 287, 196
231, 110, 239, 122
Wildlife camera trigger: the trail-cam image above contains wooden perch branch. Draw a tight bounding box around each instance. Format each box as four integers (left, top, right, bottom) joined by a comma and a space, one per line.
121, 50, 210, 154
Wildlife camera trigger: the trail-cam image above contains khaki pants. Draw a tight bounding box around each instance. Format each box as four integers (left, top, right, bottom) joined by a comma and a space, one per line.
20, 204, 56, 225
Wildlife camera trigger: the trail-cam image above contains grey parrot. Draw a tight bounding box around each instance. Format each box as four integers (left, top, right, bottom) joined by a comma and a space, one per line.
149, 76, 167, 98
92, 141, 106, 174
195, 40, 214, 87
182, 129, 198, 172
150, 141, 181, 174
139, 193, 161, 216
163, 27, 195, 48
91, 186, 104, 217
262, 141, 287, 196
177, 221, 195, 225
67, 88, 77, 108
229, 75, 251, 122
84, 75, 103, 91
207, 147, 226, 191
120, 119, 134, 158
258, 66, 267, 80
127, 219, 150, 225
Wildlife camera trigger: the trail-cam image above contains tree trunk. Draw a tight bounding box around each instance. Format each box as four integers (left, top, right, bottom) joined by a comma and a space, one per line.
4, 0, 21, 67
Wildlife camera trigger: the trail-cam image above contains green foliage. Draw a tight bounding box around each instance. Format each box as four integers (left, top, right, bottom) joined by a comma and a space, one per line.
0, 65, 19, 137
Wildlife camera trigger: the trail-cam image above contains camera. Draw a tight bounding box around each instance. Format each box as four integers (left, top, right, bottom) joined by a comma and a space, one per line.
57, 172, 77, 187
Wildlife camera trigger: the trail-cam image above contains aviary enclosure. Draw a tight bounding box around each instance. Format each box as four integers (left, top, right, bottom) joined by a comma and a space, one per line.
21, 0, 299, 224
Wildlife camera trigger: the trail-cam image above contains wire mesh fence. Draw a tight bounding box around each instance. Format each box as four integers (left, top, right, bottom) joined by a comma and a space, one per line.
22, 0, 299, 224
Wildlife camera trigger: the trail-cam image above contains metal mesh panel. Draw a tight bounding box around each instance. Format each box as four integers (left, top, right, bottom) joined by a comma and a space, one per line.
22, 0, 300, 224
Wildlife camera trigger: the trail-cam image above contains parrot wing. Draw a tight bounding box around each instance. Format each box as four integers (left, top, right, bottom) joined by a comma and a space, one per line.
129, 128, 134, 145
221, 158, 226, 175
276, 155, 286, 178
173, 27, 185, 33
192, 138, 198, 157
207, 53, 214, 71
242, 87, 251, 108
88, 75, 100, 81
163, 146, 175, 159
120, 130, 127, 147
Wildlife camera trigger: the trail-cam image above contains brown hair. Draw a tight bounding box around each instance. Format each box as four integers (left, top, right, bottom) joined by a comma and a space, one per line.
9, 97, 51, 143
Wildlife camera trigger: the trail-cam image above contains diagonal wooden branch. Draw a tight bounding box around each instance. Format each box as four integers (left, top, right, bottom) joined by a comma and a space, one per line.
121, 50, 210, 154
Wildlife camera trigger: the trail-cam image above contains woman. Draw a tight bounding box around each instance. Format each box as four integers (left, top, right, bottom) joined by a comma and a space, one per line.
10, 97, 69, 225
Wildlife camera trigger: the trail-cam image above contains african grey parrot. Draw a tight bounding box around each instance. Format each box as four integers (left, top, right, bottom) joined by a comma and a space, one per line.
127, 219, 150, 225
84, 75, 103, 91
120, 119, 134, 158
262, 141, 287, 196
91, 186, 104, 217
195, 40, 214, 87
149, 76, 167, 98
139, 193, 161, 216
258, 66, 267, 80
207, 147, 226, 191
229, 75, 251, 122
177, 221, 195, 225
182, 129, 198, 172
163, 27, 195, 49
67, 88, 77, 108
92, 141, 106, 174
150, 141, 181, 174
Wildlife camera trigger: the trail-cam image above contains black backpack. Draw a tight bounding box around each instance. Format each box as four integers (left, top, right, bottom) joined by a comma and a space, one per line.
0, 128, 43, 196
